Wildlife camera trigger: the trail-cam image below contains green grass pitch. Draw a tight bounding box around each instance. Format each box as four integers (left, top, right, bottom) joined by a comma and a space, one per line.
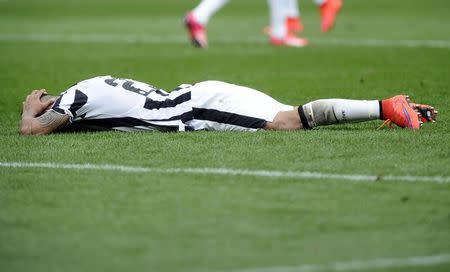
1, 0, 449, 271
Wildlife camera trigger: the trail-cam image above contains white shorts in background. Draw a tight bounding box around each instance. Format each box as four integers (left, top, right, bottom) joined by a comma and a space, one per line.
186, 81, 293, 131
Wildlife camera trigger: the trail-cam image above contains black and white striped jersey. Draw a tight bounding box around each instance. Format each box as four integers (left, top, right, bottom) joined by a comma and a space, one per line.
51, 76, 293, 133
51, 75, 194, 132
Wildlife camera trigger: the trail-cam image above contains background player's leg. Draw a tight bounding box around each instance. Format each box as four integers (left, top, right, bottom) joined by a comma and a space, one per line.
286, 0, 300, 19
286, 0, 303, 34
268, 0, 308, 47
268, 0, 288, 40
192, 0, 229, 25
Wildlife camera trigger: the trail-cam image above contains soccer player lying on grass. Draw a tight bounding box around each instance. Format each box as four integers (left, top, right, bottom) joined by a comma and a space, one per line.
20, 76, 437, 135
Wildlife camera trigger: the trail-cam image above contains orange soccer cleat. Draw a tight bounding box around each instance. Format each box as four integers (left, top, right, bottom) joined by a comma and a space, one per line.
380, 95, 438, 129
319, 0, 343, 33
270, 35, 309, 47
184, 12, 208, 48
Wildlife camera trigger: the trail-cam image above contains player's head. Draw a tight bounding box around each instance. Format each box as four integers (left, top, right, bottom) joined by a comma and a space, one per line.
20, 90, 58, 117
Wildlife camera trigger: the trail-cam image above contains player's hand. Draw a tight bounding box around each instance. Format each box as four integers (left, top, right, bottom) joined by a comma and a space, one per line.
22, 89, 55, 117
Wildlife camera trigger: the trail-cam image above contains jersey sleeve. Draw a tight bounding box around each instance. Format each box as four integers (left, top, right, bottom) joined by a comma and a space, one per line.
51, 86, 88, 122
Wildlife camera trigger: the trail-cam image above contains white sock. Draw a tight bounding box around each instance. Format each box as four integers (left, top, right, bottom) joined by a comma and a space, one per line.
192, 0, 229, 25
302, 99, 380, 127
314, 0, 327, 6
268, 0, 289, 39
286, 0, 300, 18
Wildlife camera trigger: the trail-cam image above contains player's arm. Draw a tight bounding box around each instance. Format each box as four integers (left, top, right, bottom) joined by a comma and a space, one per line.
20, 90, 70, 135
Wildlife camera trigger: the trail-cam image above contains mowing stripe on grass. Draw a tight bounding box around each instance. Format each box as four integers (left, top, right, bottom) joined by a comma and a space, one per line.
0, 33, 450, 49
1, 162, 449, 183
228, 254, 450, 272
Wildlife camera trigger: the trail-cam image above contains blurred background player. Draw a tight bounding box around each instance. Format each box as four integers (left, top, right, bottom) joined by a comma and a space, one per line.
265, 0, 342, 36
184, 0, 342, 48
184, 0, 309, 48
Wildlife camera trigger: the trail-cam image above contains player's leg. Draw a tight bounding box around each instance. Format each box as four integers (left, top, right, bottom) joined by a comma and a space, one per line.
187, 82, 436, 131
268, 0, 308, 47
266, 96, 437, 130
189, 86, 390, 131
185, 0, 229, 48
314, 0, 342, 32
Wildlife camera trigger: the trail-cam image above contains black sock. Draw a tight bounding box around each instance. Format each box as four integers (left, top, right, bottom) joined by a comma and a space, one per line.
379, 100, 384, 120
298, 105, 312, 130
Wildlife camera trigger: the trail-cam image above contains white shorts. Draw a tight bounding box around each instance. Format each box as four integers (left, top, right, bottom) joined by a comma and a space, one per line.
186, 81, 293, 131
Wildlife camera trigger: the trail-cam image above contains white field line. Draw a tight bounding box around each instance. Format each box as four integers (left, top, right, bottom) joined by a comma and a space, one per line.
0, 162, 449, 183
0, 33, 450, 49
227, 254, 450, 272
